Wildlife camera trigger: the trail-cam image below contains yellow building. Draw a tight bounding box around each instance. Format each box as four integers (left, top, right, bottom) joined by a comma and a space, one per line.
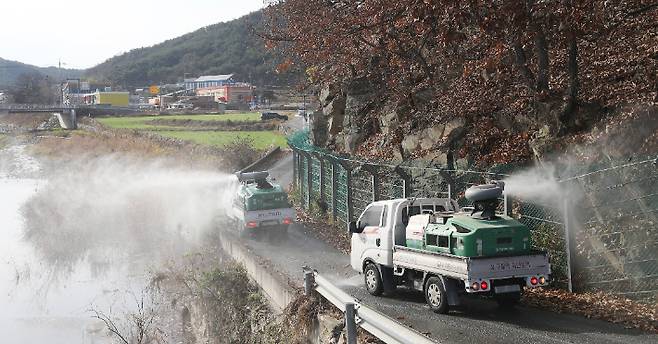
86, 91, 130, 107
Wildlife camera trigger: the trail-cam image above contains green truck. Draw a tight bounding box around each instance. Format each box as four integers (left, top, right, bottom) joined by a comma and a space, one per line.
228, 171, 295, 238
349, 182, 550, 313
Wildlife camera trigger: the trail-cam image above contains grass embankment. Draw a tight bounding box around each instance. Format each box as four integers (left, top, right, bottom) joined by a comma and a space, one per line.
97, 113, 287, 149
156, 130, 286, 150
97, 113, 260, 129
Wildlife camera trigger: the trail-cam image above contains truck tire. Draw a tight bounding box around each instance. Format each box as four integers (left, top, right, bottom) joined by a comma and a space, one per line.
495, 291, 521, 309
364, 263, 384, 296
425, 276, 449, 314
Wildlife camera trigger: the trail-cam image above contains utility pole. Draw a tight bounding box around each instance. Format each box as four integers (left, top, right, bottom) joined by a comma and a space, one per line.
58, 59, 67, 106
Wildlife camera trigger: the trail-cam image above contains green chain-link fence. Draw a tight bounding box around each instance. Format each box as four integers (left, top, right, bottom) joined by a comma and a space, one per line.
288, 131, 657, 301
563, 158, 658, 300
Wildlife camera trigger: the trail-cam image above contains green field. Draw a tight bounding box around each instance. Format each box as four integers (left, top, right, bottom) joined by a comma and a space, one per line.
156, 131, 287, 150
97, 113, 261, 130
97, 113, 287, 149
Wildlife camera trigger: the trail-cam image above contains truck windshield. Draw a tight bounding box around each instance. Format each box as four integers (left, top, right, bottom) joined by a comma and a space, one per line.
360, 205, 383, 227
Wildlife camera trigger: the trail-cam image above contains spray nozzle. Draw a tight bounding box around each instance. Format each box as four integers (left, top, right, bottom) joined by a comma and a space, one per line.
493, 180, 505, 191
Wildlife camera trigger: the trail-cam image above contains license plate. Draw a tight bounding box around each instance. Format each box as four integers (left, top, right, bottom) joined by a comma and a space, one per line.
495, 285, 521, 294
489, 260, 532, 272
259, 211, 281, 218
260, 220, 279, 226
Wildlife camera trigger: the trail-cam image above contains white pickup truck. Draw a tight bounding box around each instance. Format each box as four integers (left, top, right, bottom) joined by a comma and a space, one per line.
349, 188, 550, 313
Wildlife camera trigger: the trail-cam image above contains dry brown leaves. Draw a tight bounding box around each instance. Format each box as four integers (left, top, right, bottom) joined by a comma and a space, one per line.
295, 208, 351, 254
523, 288, 658, 333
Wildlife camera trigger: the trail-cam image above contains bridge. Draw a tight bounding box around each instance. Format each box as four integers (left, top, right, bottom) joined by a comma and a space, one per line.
0, 104, 76, 112
0, 104, 79, 129
0, 104, 148, 129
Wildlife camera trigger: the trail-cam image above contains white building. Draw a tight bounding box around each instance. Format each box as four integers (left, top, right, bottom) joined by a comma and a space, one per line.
184, 74, 234, 91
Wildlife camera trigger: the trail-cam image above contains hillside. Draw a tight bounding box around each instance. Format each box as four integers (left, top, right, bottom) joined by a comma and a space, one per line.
267, 1, 658, 167
0, 58, 83, 88
85, 11, 287, 88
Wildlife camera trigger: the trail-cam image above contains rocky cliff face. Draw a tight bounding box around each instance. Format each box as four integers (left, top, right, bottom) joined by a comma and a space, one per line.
312, 79, 374, 154
311, 80, 499, 169
310, 80, 657, 169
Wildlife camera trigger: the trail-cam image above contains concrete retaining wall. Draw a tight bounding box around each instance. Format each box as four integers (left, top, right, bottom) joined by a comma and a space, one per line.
217, 231, 298, 312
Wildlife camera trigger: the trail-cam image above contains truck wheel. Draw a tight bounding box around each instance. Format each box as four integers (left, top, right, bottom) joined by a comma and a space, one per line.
425, 276, 449, 314
364, 263, 383, 296
495, 292, 521, 309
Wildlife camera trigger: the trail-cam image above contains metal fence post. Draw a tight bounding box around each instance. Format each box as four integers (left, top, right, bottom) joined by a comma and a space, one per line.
304, 270, 315, 296
307, 154, 313, 208
504, 193, 512, 216
369, 166, 381, 202
345, 303, 357, 344
403, 178, 411, 198
297, 152, 304, 188
292, 149, 298, 187
318, 155, 326, 203
447, 182, 452, 201
563, 198, 574, 292
395, 168, 413, 198
346, 168, 354, 222
332, 161, 338, 221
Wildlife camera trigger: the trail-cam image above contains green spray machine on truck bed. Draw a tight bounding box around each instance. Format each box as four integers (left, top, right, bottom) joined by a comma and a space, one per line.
349, 182, 550, 313
228, 171, 295, 238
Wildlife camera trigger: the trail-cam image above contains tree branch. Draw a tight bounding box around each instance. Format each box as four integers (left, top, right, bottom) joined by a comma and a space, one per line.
91, 309, 130, 344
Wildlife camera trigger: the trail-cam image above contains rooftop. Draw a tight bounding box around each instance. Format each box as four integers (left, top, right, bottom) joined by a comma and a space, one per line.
186, 74, 234, 83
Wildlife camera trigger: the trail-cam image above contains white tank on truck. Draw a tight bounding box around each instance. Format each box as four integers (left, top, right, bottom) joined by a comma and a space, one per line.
349, 182, 551, 313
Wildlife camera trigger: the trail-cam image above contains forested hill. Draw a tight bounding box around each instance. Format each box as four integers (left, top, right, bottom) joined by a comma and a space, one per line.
0, 58, 82, 87
85, 11, 286, 88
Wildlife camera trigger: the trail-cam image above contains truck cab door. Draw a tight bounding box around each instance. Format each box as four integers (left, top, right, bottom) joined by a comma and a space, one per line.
350, 205, 386, 271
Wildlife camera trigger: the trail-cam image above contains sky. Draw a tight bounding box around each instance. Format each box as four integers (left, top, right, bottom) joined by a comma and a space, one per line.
0, 0, 266, 69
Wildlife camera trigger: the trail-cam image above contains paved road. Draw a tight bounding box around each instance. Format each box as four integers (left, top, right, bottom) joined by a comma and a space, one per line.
243, 222, 654, 344
269, 150, 293, 188
284, 113, 307, 133
251, 144, 658, 343
266, 114, 298, 187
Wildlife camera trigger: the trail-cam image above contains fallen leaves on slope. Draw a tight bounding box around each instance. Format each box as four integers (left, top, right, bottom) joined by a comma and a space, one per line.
523, 288, 658, 334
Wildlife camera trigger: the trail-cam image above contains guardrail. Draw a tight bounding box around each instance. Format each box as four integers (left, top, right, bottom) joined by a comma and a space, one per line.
239, 147, 282, 173
0, 104, 73, 111
303, 267, 437, 344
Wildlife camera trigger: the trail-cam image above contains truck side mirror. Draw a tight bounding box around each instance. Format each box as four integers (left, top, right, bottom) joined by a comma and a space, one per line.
348, 221, 362, 234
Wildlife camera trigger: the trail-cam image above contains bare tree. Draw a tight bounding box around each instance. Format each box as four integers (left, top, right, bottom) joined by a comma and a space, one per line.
90, 290, 165, 344
8, 71, 57, 104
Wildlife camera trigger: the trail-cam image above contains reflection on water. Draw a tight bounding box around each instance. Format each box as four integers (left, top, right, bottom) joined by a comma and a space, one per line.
0, 145, 230, 343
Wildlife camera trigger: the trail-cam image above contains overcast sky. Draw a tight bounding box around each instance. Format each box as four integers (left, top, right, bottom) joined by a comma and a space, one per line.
0, 0, 266, 69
